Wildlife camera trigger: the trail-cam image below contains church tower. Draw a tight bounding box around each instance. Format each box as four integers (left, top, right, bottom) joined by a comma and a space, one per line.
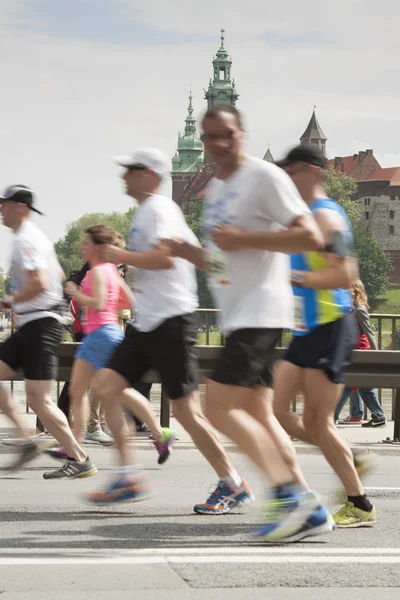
300, 107, 327, 156
171, 88, 204, 203
204, 29, 239, 108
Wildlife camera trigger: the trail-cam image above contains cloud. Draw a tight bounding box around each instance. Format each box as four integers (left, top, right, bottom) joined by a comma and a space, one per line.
1, 0, 400, 269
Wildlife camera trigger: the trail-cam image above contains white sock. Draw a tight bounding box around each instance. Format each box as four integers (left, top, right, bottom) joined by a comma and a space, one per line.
116, 465, 139, 481
221, 470, 243, 490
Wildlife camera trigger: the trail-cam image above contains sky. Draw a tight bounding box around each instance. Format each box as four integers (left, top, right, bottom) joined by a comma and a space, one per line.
1, 0, 400, 270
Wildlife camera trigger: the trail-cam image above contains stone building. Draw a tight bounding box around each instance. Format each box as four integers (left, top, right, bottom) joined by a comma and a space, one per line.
328, 150, 381, 181
356, 168, 400, 282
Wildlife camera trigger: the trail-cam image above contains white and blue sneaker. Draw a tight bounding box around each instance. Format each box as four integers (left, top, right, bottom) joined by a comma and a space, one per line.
282, 504, 336, 542
255, 487, 333, 542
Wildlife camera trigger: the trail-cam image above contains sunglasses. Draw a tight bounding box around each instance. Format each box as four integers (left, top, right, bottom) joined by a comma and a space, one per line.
126, 165, 148, 172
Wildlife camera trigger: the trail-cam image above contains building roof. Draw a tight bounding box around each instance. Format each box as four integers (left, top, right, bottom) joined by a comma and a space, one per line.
179, 166, 214, 207
328, 155, 360, 176
300, 108, 327, 141
263, 148, 274, 163
366, 167, 400, 185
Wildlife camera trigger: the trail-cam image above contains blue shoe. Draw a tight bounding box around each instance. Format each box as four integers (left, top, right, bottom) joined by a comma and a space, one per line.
194, 480, 255, 515
281, 504, 336, 542
85, 473, 150, 505
255, 488, 322, 542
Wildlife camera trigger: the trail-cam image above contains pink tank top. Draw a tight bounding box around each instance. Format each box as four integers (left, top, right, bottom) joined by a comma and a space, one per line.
81, 263, 120, 334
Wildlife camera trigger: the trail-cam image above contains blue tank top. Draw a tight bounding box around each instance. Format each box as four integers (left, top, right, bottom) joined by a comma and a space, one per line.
290, 198, 353, 336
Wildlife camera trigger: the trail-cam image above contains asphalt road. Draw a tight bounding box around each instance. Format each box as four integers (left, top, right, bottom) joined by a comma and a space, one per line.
1, 437, 400, 599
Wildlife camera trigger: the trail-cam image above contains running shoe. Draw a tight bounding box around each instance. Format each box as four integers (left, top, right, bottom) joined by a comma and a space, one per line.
362, 416, 386, 428
333, 501, 377, 528
85, 429, 114, 444
153, 427, 174, 465
255, 489, 321, 542
43, 457, 97, 480
85, 472, 151, 505
45, 447, 69, 460
338, 416, 363, 424
193, 480, 254, 515
267, 505, 336, 543
6, 438, 56, 471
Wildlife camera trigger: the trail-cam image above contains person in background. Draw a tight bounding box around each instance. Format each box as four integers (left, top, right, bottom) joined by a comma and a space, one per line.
56, 263, 114, 447
335, 279, 386, 427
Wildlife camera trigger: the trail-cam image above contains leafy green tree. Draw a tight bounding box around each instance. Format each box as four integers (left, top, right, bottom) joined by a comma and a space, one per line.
0, 267, 5, 297
183, 201, 215, 309
325, 167, 392, 305
55, 208, 135, 276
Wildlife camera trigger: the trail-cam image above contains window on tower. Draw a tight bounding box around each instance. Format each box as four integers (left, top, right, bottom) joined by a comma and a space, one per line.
219, 67, 226, 80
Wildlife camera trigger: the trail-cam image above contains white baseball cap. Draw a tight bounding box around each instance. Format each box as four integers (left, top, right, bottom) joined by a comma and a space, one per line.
113, 147, 171, 179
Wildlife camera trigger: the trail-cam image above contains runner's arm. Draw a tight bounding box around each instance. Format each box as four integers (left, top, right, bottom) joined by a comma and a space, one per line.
117, 277, 136, 312
103, 242, 174, 270
211, 213, 323, 253
163, 239, 206, 270
10, 269, 48, 305
293, 209, 358, 290
73, 267, 107, 312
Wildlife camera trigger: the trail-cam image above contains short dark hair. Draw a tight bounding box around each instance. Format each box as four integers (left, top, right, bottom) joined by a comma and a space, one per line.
85, 224, 121, 246
202, 104, 244, 130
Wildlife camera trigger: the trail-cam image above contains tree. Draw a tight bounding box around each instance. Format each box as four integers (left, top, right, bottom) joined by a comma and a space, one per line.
55, 208, 135, 276
183, 201, 215, 309
0, 267, 5, 297
325, 167, 392, 306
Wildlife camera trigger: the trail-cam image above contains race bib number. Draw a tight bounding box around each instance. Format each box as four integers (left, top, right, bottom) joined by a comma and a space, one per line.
205, 248, 232, 286
294, 296, 308, 333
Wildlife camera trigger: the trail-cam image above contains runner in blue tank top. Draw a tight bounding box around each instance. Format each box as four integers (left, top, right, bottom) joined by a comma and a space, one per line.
273, 144, 376, 529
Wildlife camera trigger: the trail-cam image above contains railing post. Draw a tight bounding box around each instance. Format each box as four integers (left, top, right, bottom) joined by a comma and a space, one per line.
206, 312, 210, 346
160, 384, 170, 428
394, 389, 400, 442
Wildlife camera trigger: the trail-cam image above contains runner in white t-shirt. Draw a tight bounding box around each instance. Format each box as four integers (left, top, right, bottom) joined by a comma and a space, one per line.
86, 148, 252, 507
167, 106, 335, 542
0, 185, 97, 478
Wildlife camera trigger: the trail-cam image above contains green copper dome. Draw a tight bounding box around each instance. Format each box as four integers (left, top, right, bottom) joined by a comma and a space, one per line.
171, 88, 203, 174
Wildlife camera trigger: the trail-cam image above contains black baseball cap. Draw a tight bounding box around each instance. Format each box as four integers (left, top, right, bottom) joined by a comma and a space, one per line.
0, 185, 44, 215
276, 143, 327, 169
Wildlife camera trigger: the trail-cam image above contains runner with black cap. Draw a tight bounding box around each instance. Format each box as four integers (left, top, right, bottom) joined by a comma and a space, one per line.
0, 185, 97, 478
272, 144, 377, 528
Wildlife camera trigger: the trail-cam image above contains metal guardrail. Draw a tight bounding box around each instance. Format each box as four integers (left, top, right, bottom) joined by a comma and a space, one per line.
10, 344, 400, 442
3, 310, 400, 433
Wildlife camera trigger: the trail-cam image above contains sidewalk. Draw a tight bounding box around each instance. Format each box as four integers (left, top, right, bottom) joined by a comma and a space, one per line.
0, 405, 398, 455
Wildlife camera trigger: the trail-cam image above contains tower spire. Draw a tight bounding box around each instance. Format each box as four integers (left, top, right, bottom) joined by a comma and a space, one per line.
204, 29, 239, 108
171, 86, 204, 202
300, 107, 327, 157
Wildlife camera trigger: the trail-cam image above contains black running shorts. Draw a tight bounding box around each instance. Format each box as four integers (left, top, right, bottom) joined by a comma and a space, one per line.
210, 328, 282, 388
107, 313, 199, 400
284, 311, 357, 384
0, 317, 63, 380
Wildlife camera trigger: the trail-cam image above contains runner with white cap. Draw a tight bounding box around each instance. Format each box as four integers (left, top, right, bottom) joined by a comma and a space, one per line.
86, 148, 252, 507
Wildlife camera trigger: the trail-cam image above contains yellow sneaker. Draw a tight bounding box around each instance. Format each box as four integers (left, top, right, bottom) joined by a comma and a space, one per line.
333, 501, 376, 528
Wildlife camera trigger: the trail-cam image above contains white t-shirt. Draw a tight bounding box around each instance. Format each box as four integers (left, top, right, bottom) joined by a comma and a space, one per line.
9, 221, 64, 328
128, 194, 198, 332
204, 156, 311, 334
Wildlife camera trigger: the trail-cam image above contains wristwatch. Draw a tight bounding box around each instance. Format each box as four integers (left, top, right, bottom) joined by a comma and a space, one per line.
291, 270, 306, 287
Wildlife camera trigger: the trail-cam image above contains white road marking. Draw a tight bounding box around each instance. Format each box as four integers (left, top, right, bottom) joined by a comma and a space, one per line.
1, 556, 400, 565
364, 487, 400, 491
1, 547, 400, 566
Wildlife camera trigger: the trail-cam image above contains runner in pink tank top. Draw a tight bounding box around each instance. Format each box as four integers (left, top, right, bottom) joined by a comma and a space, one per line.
45, 224, 174, 481
81, 262, 120, 335
62, 225, 134, 447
